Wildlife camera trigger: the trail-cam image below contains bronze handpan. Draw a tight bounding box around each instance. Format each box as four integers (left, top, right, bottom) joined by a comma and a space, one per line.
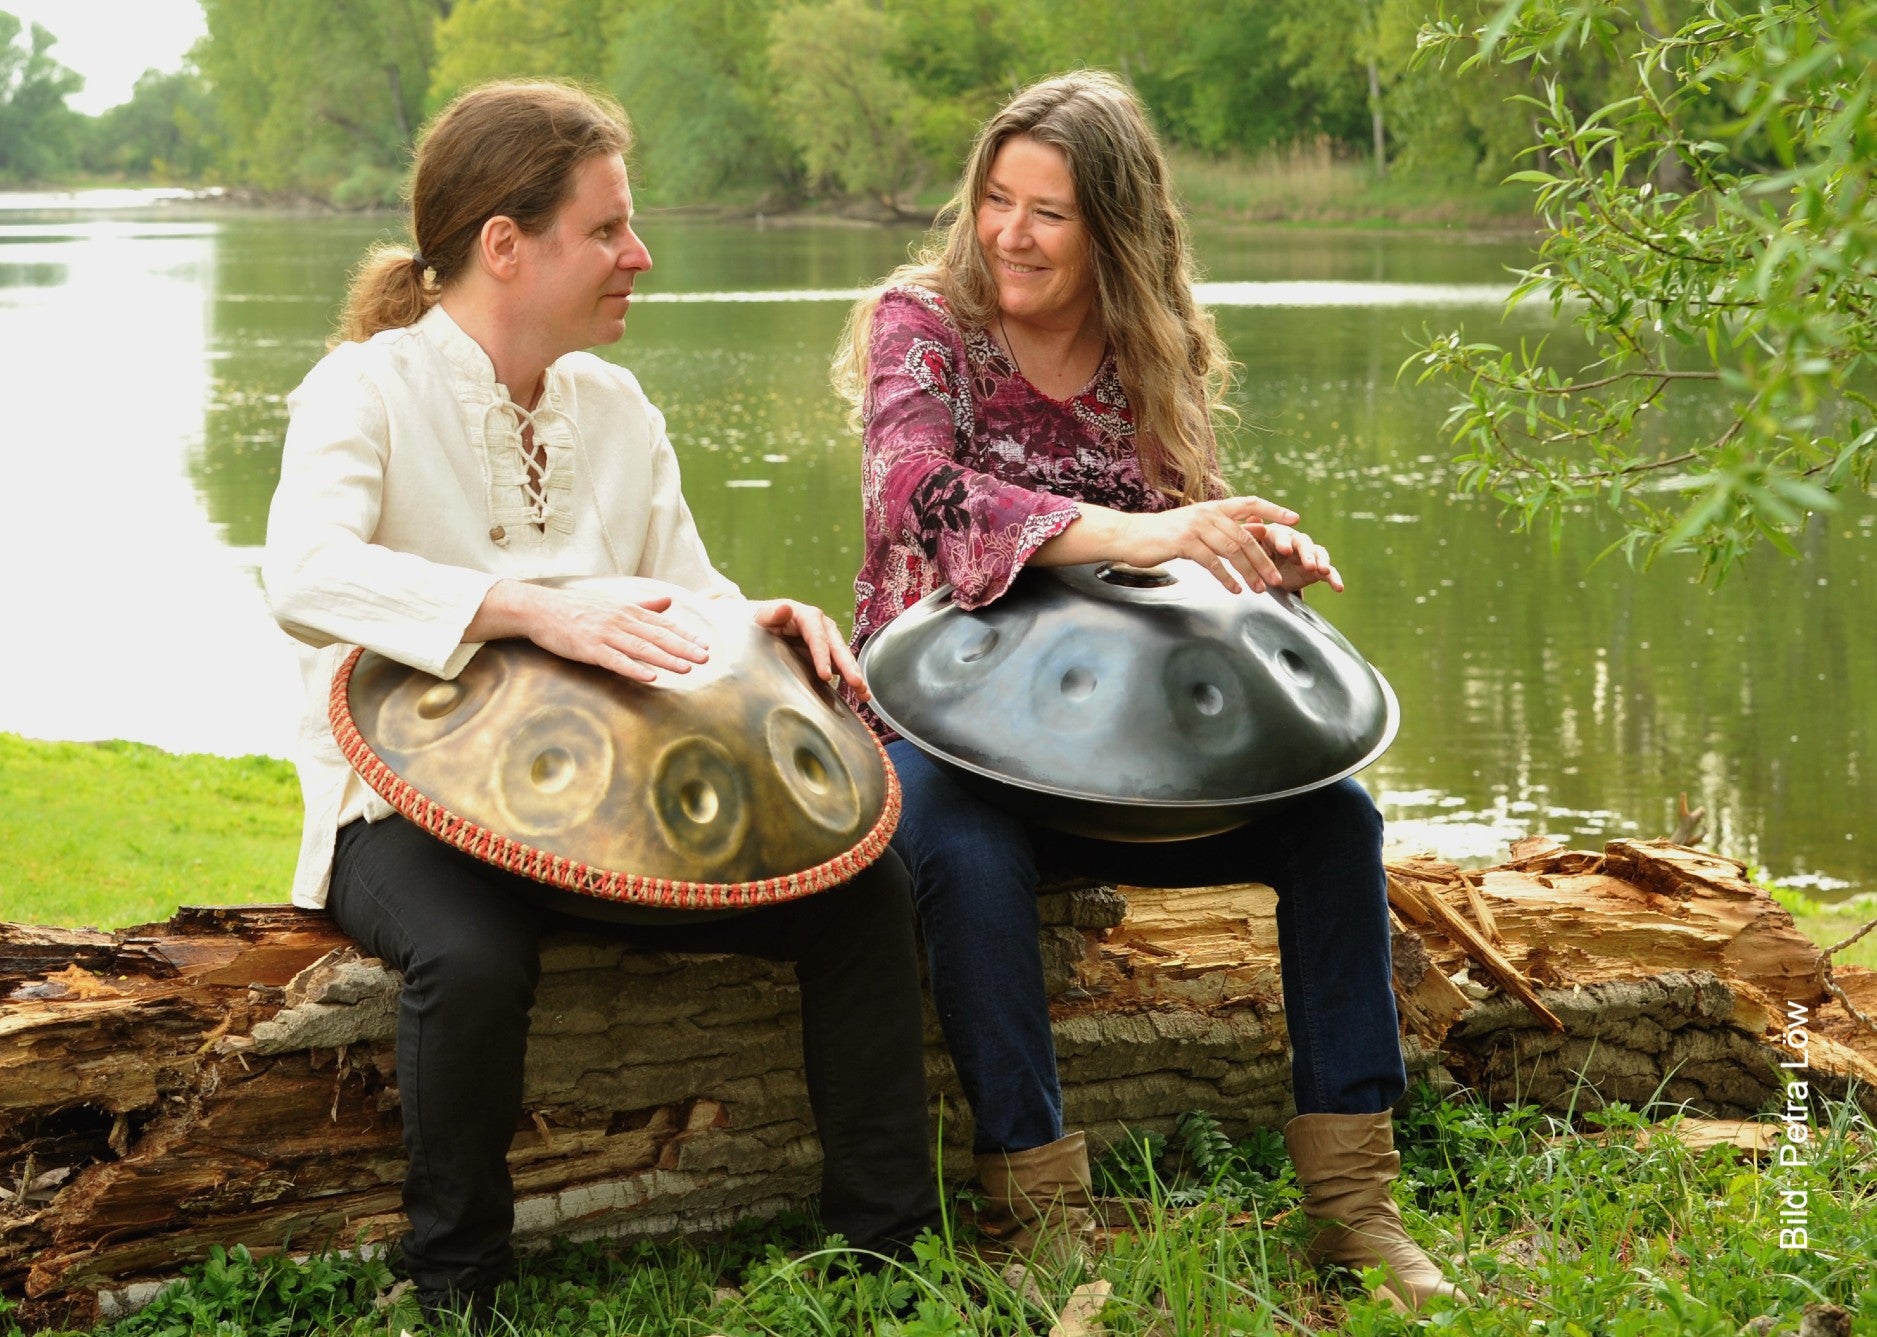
861, 559, 1398, 841
331, 578, 898, 917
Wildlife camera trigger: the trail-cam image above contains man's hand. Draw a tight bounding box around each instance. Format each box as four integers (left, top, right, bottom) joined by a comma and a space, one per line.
751, 599, 867, 700
466, 580, 710, 682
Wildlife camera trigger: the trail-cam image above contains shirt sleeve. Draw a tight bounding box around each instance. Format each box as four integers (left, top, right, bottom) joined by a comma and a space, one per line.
262, 347, 499, 679
864, 288, 1079, 609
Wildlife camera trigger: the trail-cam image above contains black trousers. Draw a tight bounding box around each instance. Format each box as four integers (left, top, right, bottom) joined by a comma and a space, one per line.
328, 814, 939, 1297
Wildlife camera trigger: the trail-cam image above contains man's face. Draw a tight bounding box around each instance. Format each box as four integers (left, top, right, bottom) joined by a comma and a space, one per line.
515, 153, 652, 358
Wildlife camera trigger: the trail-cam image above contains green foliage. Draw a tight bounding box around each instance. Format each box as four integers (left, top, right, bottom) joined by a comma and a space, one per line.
1149, 5, 1364, 156
81, 66, 221, 180
606, 0, 803, 206
0, 733, 300, 929
53, 0, 1668, 212
1095, 1116, 1301, 1217
0, 11, 84, 183
1410, 0, 1877, 580
1272, 0, 1408, 171
425, 0, 611, 108
196, 0, 445, 199
883, 0, 1027, 182
768, 0, 930, 207
101, 1241, 400, 1337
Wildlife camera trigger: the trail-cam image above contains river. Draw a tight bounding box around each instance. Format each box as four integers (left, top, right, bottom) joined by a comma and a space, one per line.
1, 192, 1869, 896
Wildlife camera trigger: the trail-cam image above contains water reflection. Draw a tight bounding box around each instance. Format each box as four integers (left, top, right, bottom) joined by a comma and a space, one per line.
0, 211, 303, 757
0, 205, 1867, 900
631, 280, 1519, 306
0, 262, 66, 288
1223, 295, 1872, 890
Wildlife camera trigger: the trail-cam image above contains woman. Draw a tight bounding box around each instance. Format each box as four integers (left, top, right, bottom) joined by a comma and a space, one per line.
833, 71, 1456, 1311
264, 81, 937, 1330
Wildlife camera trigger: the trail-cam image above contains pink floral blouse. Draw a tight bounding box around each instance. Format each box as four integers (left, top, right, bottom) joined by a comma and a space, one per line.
850, 285, 1212, 732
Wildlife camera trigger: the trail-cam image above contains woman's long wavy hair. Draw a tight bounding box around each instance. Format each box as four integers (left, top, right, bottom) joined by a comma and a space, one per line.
832, 70, 1230, 504
333, 80, 631, 346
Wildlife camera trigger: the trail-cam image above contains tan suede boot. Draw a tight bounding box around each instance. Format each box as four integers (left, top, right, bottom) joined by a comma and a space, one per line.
1284, 1112, 1460, 1313
974, 1131, 1097, 1266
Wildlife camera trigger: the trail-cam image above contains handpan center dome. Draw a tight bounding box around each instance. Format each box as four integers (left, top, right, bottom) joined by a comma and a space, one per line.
860, 560, 1398, 840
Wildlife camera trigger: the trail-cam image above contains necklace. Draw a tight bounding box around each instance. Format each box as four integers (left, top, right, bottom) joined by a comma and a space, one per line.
997, 313, 1025, 381
998, 313, 1104, 398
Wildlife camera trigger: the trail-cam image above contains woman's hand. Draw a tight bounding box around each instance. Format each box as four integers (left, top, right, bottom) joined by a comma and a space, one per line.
1036, 496, 1304, 593
1258, 523, 1344, 594
466, 580, 710, 683
751, 599, 869, 700
1117, 498, 1297, 592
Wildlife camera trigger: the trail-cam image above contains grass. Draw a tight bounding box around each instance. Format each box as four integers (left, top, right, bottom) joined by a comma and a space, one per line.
11, 1089, 1872, 1336
1166, 141, 1536, 230
0, 732, 300, 929
1769, 885, 1877, 971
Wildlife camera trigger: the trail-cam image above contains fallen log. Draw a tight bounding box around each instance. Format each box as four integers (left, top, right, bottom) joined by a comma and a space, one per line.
3, 838, 1873, 1329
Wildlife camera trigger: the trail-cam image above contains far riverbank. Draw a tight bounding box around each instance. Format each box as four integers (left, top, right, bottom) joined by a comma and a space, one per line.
2, 148, 1540, 233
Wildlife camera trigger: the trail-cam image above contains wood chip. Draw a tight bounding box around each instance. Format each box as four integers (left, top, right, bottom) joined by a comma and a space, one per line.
1647, 1118, 1780, 1156
1387, 873, 1565, 1032
1049, 1278, 1113, 1337
1553, 1118, 1781, 1157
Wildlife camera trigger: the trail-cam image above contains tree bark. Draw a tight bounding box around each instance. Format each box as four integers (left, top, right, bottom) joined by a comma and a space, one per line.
4, 839, 1872, 1329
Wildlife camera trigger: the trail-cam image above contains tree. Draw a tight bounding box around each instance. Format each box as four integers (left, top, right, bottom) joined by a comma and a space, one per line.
197, 0, 445, 202
84, 66, 221, 180
1271, 0, 1428, 177
1143, 3, 1362, 156
882, 0, 1026, 176
0, 11, 83, 183
607, 0, 801, 206
767, 0, 928, 208
1007, 0, 1192, 91
1410, 0, 1877, 579
428, 0, 610, 108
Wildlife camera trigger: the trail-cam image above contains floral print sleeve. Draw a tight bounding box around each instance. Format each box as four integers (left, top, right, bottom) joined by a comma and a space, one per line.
858, 287, 1081, 622
847, 286, 1185, 735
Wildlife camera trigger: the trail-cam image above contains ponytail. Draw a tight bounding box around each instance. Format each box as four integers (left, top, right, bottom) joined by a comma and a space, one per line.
334, 244, 437, 346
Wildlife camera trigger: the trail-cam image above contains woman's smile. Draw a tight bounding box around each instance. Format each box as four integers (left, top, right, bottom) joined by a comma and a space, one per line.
975, 135, 1095, 330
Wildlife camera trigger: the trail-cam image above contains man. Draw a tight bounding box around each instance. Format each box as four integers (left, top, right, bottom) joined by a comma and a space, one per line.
263, 80, 937, 1329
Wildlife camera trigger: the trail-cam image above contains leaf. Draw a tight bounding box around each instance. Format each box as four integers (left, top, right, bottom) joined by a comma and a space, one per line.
1767, 475, 1836, 512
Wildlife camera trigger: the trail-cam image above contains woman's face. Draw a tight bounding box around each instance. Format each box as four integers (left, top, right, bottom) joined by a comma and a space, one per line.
975, 135, 1095, 329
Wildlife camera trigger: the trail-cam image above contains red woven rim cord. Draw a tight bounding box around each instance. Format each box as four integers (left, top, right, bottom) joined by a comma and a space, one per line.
329, 646, 901, 909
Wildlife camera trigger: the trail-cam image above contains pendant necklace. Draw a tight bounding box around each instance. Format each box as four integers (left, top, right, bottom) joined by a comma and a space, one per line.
997, 313, 1025, 382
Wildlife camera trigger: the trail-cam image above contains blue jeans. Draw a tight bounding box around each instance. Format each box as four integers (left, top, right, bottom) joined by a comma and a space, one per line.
887, 739, 1407, 1154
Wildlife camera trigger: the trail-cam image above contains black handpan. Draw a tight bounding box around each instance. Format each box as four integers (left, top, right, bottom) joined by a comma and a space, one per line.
861, 560, 1398, 841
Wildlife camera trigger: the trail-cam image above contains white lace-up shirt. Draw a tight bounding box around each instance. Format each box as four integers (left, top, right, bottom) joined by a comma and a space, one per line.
264, 304, 738, 908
